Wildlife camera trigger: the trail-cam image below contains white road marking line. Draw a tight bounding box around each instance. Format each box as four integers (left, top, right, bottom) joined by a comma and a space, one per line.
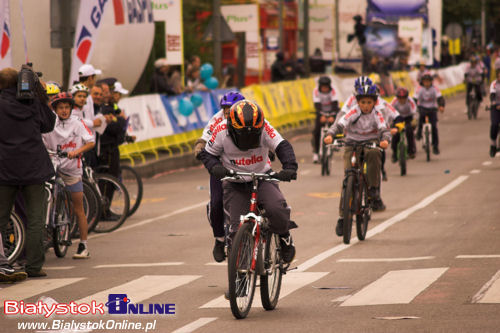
297, 175, 469, 272
0, 278, 84, 308
331, 295, 352, 303
299, 169, 311, 175
472, 270, 500, 303
200, 271, 328, 308
340, 267, 449, 306
482, 161, 493, 166
337, 256, 435, 263
171, 317, 218, 333
456, 255, 500, 259
43, 266, 75, 270
88, 202, 207, 240
470, 169, 481, 174
93, 262, 184, 268
76, 275, 201, 305
204, 262, 227, 266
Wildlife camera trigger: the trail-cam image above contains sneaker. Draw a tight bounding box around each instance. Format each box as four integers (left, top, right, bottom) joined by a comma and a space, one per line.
433, 146, 440, 155
382, 170, 388, 181
279, 235, 296, 264
26, 269, 47, 278
490, 145, 497, 158
224, 289, 230, 300
371, 199, 386, 212
335, 218, 343, 236
391, 154, 398, 163
102, 211, 121, 221
313, 153, 319, 164
0, 265, 27, 283
73, 243, 90, 259
212, 239, 225, 263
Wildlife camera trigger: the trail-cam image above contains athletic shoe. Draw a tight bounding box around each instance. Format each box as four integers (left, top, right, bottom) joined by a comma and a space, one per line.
335, 218, 343, 236
26, 269, 47, 278
371, 199, 386, 212
382, 170, 388, 181
313, 153, 319, 164
432, 146, 440, 155
0, 265, 27, 283
391, 154, 398, 163
73, 243, 90, 259
212, 239, 225, 262
279, 235, 296, 264
490, 145, 497, 158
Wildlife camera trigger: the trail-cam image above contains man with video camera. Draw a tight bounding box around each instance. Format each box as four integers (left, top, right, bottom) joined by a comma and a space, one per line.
0, 65, 56, 279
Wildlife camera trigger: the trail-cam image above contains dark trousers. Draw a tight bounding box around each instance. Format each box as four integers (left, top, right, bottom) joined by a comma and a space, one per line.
490, 105, 500, 144
391, 116, 416, 155
466, 83, 483, 104
208, 174, 225, 238
222, 181, 290, 245
417, 107, 439, 148
0, 184, 46, 272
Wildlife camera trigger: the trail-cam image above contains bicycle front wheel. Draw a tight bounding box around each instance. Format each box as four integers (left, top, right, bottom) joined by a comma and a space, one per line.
260, 232, 283, 310
120, 165, 143, 217
342, 175, 355, 244
399, 141, 407, 176
356, 177, 370, 241
53, 190, 73, 258
424, 127, 431, 162
4, 211, 25, 265
228, 221, 257, 319
93, 174, 130, 233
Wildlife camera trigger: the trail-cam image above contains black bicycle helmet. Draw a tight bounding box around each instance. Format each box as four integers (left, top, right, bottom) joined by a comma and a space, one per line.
227, 100, 265, 151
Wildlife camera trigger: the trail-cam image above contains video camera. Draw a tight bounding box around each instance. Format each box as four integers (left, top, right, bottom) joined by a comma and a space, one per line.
16, 63, 48, 103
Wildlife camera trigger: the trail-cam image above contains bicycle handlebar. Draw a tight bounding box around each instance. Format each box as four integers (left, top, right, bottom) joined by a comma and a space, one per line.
330, 139, 383, 151
221, 171, 280, 182
47, 148, 68, 158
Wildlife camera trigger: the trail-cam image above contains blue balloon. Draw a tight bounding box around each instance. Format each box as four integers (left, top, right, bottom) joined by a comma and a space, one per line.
178, 97, 194, 116
200, 63, 214, 81
204, 76, 219, 90
190, 93, 204, 108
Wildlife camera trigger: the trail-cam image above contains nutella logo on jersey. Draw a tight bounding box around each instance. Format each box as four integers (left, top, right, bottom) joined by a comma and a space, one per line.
229, 155, 264, 166
208, 123, 227, 146
60, 142, 77, 150
264, 123, 276, 139
207, 117, 224, 135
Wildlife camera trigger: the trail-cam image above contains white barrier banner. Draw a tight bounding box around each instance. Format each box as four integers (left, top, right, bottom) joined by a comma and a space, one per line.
119, 94, 174, 142
0, 0, 12, 69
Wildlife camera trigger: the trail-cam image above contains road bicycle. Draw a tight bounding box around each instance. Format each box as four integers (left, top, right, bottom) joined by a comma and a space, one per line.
96, 165, 143, 217
4, 210, 25, 264
44, 149, 76, 257
467, 83, 481, 120
422, 115, 432, 162
318, 114, 336, 176
395, 123, 408, 176
333, 140, 379, 245
222, 171, 288, 319
82, 163, 130, 233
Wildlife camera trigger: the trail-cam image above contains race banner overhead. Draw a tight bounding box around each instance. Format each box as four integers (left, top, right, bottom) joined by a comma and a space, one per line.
69, 0, 111, 85
0, 0, 13, 69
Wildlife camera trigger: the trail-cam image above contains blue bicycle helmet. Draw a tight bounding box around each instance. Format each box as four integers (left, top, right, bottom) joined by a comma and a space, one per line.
355, 82, 378, 101
220, 91, 245, 108
354, 76, 373, 92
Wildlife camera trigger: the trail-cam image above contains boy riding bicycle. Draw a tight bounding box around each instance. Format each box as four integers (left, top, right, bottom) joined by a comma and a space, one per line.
391, 87, 417, 160
488, 68, 500, 157
414, 71, 445, 155
312, 76, 339, 163
198, 100, 298, 264
324, 82, 391, 236
42, 92, 95, 259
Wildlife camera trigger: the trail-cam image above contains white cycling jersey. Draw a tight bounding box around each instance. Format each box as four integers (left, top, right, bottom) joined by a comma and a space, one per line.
490, 80, 500, 105
313, 86, 338, 114
205, 119, 283, 182
201, 109, 225, 142
377, 98, 400, 126
42, 116, 94, 178
414, 85, 442, 109
391, 97, 417, 118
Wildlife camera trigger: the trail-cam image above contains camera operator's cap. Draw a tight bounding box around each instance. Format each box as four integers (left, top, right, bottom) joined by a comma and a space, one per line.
113, 81, 129, 95
78, 64, 102, 77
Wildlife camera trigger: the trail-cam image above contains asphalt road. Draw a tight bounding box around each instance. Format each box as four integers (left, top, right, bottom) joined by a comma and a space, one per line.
2, 94, 500, 333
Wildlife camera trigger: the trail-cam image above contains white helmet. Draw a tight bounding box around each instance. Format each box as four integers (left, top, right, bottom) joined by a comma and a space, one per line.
70, 83, 89, 96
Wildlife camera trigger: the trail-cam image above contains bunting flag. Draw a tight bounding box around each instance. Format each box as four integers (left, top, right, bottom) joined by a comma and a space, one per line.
0, 0, 13, 69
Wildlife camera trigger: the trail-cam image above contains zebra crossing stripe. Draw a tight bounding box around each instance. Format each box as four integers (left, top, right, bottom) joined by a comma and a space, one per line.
0, 278, 84, 308
200, 271, 328, 308
76, 275, 201, 305
472, 270, 500, 303
340, 268, 449, 306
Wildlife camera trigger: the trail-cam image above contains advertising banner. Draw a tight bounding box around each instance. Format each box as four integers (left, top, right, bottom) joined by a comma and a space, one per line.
152, 0, 183, 65
0, 0, 12, 69
309, 5, 334, 61
398, 18, 423, 65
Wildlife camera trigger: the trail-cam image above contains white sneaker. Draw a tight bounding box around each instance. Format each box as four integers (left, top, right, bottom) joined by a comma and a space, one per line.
73, 243, 90, 259
312, 153, 319, 164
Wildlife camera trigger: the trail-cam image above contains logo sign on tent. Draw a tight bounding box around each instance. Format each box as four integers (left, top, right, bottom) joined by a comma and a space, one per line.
152, 0, 183, 65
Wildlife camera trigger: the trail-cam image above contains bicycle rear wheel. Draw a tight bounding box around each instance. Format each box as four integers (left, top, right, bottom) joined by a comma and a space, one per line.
93, 174, 130, 233
4, 211, 25, 265
228, 221, 257, 319
355, 177, 370, 241
342, 175, 355, 244
120, 165, 143, 217
424, 127, 431, 162
71, 180, 101, 238
53, 190, 73, 258
260, 232, 283, 310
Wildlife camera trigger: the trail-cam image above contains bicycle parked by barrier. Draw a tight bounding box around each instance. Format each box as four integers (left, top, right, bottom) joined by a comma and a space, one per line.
333, 140, 378, 245
4, 210, 25, 264
223, 171, 289, 319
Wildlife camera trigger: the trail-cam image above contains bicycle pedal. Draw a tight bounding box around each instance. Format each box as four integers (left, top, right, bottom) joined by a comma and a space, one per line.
283, 265, 298, 273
